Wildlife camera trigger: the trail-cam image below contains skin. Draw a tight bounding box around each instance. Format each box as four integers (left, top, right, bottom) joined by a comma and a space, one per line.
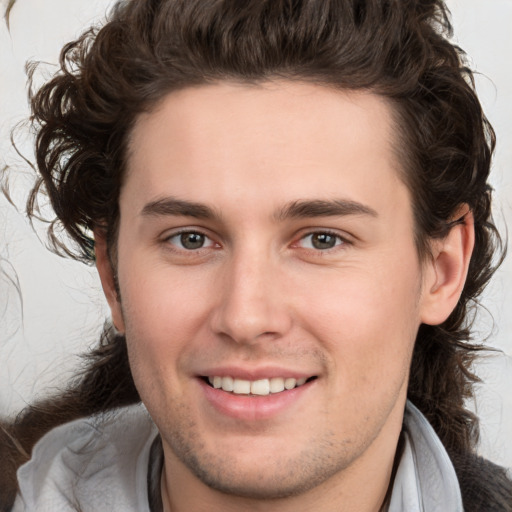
96, 81, 474, 511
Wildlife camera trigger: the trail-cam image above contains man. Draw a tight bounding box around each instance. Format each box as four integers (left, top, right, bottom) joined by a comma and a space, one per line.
1, 0, 511, 510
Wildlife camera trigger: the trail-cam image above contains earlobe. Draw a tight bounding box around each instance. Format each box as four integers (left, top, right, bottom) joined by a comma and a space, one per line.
420, 207, 475, 326
94, 231, 126, 334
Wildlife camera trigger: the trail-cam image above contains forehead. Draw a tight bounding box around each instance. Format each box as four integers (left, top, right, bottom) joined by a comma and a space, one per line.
123, 81, 409, 223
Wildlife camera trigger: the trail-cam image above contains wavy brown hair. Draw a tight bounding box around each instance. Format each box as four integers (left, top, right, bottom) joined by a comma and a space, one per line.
1, 0, 507, 509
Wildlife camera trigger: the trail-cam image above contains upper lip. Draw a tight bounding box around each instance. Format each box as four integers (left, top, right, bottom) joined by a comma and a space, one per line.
197, 366, 316, 381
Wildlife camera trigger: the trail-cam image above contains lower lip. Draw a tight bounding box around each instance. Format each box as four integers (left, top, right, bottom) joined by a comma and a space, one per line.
198, 378, 314, 421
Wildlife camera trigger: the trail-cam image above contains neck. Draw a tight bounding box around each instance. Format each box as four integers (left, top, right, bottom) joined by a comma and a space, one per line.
162, 463, 395, 512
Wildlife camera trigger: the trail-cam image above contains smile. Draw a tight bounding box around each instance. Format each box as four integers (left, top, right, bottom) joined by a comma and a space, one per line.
206, 376, 315, 396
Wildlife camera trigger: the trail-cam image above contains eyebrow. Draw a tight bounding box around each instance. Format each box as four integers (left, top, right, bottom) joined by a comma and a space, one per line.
274, 199, 378, 221
141, 198, 218, 219
141, 197, 377, 221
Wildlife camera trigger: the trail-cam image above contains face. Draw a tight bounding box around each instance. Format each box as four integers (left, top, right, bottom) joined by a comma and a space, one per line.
105, 82, 434, 501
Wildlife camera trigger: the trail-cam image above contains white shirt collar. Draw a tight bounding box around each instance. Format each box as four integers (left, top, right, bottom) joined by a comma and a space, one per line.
388, 401, 464, 512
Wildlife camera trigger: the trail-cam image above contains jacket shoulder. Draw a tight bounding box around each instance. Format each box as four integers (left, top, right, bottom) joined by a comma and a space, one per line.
450, 451, 512, 512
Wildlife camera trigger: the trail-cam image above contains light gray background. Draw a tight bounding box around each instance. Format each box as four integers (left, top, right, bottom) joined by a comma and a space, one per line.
1, 0, 511, 470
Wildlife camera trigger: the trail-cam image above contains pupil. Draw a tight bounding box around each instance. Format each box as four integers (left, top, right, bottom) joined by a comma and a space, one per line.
312, 233, 336, 249
181, 233, 204, 249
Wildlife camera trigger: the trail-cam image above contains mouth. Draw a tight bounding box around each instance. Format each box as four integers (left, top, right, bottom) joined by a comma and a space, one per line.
202, 375, 317, 396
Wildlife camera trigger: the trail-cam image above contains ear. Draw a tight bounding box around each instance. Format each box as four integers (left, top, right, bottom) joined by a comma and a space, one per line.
420, 206, 475, 326
94, 231, 126, 333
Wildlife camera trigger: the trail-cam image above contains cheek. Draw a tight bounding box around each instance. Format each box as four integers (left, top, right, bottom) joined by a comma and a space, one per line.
297, 258, 421, 387
120, 255, 214, 330
117, 263, 216, 384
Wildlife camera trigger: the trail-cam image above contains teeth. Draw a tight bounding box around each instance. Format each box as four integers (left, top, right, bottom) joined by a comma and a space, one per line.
284, 377, 296, 390
269, 377, 285, 393
222, 376, 234, 392
251, 379, 270, 396
233, 379, 251, 394
207, 376, 310, 395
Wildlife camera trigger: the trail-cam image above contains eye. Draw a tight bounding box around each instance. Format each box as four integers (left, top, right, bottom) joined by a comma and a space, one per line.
298, 232, 345, 250
167, 231, 216, 250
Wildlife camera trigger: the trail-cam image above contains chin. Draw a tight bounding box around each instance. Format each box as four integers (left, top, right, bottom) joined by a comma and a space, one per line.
184, 457, 341, 500
164, 426, 355, 501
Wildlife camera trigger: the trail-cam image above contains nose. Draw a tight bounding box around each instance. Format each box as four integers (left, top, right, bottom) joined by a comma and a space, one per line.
209, 250, 293, 345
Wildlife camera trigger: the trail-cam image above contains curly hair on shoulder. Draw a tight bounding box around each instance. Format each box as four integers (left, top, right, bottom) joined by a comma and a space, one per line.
6, 0, 505, 487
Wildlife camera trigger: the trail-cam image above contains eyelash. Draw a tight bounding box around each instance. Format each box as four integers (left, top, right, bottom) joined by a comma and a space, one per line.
162, 228, 350, 254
